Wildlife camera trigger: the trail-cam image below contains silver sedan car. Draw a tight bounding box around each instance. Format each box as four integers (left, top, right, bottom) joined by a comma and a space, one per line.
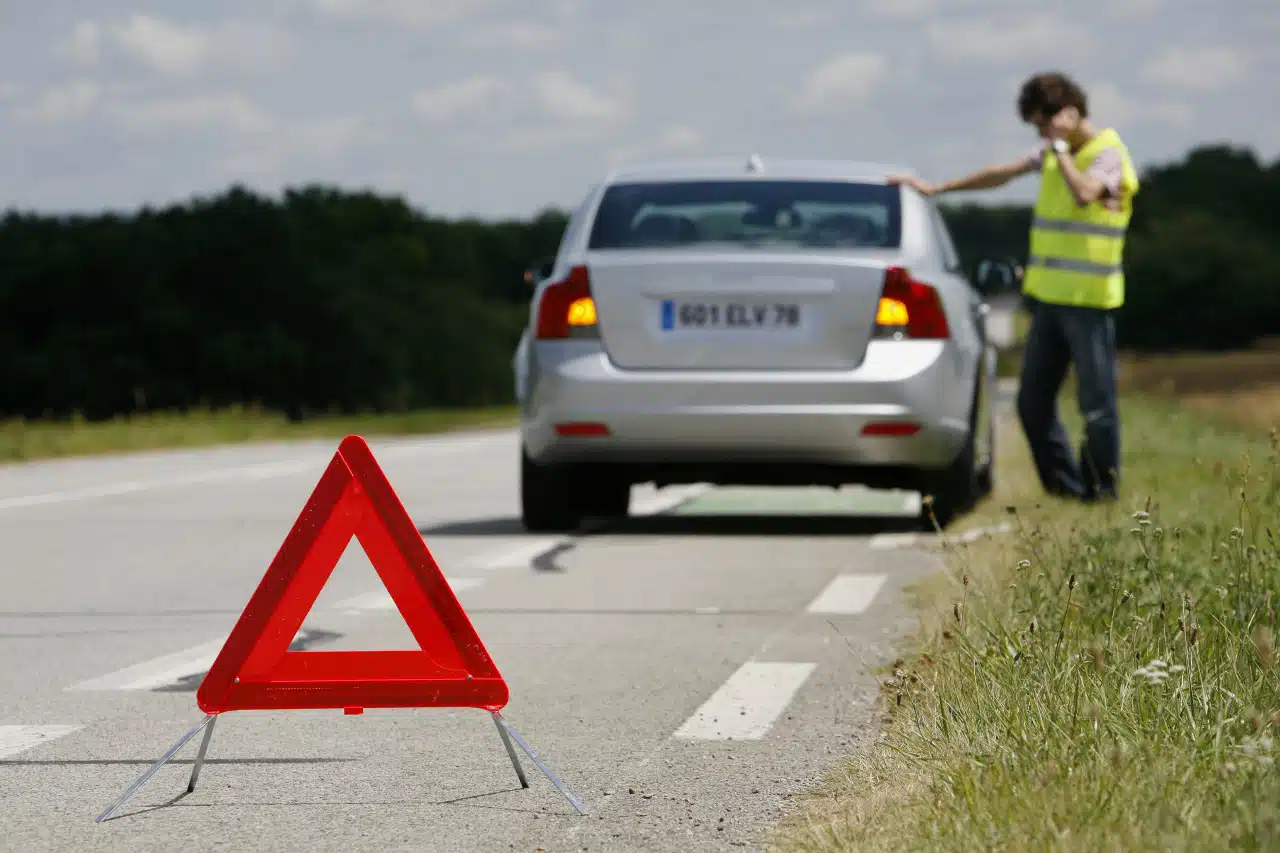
512, 156, 1006, 532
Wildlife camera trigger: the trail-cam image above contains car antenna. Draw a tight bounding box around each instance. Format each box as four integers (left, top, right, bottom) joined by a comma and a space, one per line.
745, 154, 763, 173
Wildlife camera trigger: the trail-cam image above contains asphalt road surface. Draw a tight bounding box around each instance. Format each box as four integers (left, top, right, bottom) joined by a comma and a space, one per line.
0, 424, 1006, 852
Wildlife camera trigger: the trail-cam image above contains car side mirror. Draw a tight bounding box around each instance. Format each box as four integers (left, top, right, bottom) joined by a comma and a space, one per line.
524, 258, 554, 287
975, 258, 1020, 296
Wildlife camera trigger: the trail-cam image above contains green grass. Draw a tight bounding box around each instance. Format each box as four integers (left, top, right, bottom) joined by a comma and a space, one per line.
0, 404, 519, 464
773, 394, 1280, 852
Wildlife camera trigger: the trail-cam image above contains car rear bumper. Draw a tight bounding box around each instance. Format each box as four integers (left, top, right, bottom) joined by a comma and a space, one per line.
520, 339, 972, 478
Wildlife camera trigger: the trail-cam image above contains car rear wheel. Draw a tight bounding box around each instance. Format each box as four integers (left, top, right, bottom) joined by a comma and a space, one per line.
579, 471, 631, 520
520, 448, 582, 533
920, 381, 986, 530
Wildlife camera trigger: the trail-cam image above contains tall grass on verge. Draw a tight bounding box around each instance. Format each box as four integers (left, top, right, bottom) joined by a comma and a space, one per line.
774, 400, 1279, 853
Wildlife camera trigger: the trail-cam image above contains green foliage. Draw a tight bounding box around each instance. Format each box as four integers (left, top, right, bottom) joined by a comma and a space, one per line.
0, 185, 569, 422
773, 401, 1280, 853
941, 143, 1280, 352
0, 143, 1273, 423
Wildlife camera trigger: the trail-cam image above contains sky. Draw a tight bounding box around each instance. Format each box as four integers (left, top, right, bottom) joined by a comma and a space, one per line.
1, 0, 1276, 220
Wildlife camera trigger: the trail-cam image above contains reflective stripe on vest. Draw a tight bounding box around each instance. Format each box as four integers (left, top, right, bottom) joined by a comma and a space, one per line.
1021, 128, 1140, 310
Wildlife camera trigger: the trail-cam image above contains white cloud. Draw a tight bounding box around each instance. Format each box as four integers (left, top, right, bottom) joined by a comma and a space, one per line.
1139, 46, 1249, 93
608, 125, 706, 165
221, 115, 383, 177
460, 20, 559, 52
111, 15, 209, 75
312, 0, 494, 28
60, 20, 103, 65
771, 9, 830, 29
1090, 81, 1193, 128
106, 14, 292, 77
532, 71, 626, 123
109, 93, 273, 136
866, 0, 941, 19
794, 52, 887, 115
1103, 0, 1166, 17
927, 15, 1096, 64
410, 70, 626, 136
411, 76, 512, 122
13, 80, 102, 124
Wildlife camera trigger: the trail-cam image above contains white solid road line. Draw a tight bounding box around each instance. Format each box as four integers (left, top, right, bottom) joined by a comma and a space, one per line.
465, 540, 565, 571
630, 484, 710, 516
66, 638, 229, 692
336, 577, 484, 612
65, 575, 487, 691
0, 725, 83, 758
673, 661, 817, 741
868, 532, 921, 550
0, 435, 500, 513
868, 522, 1015, 550
805, 574, 887, 615
462, 484, 711, 572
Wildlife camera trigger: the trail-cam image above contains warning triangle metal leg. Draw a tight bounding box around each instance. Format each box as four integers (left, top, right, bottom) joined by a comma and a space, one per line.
94, 711, 587, 821
490, 711, 589, 816
96, 714, 218, 823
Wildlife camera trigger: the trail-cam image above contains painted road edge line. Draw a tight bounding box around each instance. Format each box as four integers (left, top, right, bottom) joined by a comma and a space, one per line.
337, 577, 483, 612
673, 661, 817, 741
0, 434, 500, 513
869, 522, 1014, 550
65, 639, 228, 692
464, 484, 712, 572
805, 574, 887, 615
869, 532, 921, 550
0, 725, 83, 758
467, 540, 566, 571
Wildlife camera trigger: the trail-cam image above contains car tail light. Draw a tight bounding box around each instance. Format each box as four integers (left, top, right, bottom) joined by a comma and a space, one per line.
535, 265, 599, 339
861, 421, 921, 437
554, 422, 610, 437
875, 266, 949, 339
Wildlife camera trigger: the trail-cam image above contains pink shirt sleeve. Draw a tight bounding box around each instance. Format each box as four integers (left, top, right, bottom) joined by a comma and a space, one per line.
1026, 140, 1125, 204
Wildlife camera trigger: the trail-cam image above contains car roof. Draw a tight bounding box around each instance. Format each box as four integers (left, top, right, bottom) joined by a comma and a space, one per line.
600, 155, 913, 185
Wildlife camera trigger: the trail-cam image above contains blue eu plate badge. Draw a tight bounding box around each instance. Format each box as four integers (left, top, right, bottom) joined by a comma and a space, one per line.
660, 299, 675, 331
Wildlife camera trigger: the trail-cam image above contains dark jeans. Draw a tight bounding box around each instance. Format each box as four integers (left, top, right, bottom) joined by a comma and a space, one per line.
1016, 300, 1121, 501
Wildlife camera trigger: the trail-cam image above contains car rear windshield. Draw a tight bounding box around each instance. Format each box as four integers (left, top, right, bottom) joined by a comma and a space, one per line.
586, 179, 901, 251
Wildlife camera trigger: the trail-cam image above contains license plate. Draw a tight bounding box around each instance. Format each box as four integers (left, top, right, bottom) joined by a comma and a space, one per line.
660, 299, 802, 331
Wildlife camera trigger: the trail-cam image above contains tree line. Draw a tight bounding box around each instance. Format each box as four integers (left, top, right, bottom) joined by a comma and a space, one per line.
1, 143, 1274, 422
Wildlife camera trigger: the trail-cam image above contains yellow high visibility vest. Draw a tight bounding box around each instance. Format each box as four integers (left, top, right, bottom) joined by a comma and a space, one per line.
1023, 127, 1140, 310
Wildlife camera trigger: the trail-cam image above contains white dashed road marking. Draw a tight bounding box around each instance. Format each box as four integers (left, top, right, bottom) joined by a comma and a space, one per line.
0, 725, 82, 758
673, 661, 817, 741
805, 574, 886, 615
58, 482, 709, 694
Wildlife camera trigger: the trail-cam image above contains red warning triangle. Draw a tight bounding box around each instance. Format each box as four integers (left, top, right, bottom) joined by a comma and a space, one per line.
196, 435, 508, 715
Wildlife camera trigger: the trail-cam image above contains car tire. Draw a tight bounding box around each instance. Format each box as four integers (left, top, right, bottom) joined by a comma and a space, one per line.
520, 447, 582, 533
580, 471, 631, 520
976, 409, 995, 499
920, 382, 985, 531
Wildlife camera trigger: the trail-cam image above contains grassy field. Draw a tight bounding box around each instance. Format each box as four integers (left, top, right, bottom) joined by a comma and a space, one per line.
773, 349, 1280, 852
0, 404, 520, 464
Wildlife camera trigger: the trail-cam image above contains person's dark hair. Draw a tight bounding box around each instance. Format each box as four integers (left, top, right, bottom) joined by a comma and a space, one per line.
1017, 72, 1089, 121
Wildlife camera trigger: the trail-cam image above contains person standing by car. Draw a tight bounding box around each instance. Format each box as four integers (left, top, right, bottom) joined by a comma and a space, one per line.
888, 71, 1140, 503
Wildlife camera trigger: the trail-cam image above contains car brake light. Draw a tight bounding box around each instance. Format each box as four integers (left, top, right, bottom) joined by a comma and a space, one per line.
535, 265, 599, 339
861, 421, 921, 437
554, 422, 610, 437
875, 266, 949, 339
